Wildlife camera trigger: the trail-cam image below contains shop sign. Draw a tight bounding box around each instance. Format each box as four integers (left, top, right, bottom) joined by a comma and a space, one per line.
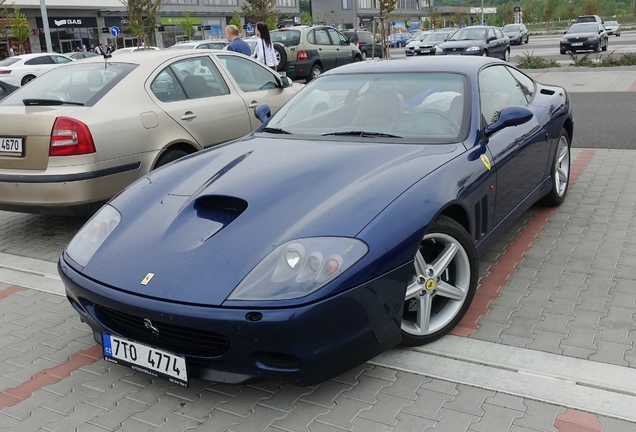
104, 17, 130, 28
36, 17, 98, 28
160, 16, 202, 26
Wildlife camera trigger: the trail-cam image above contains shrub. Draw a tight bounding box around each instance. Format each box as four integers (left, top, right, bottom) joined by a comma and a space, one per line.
515, 51, 561, 69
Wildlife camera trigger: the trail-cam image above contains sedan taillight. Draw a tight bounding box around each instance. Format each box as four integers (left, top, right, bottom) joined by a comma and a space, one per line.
0, 70, 11, 74
297, 50, 308, 61
50, 117, 96, 156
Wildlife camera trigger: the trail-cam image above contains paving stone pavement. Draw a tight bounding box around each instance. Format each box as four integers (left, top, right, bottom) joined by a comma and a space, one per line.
2, 149, 636, 430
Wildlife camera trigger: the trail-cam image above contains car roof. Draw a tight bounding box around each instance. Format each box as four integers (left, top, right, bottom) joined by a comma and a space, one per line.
16, 53, 70, 59
73, 49, 244, 68
322, 55, 503, 77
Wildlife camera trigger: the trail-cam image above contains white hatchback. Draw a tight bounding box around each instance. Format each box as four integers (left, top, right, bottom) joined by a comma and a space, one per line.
0, 53, 73, 86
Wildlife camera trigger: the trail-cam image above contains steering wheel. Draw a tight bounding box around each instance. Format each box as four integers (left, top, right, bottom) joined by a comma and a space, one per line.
415, 109, 461, 135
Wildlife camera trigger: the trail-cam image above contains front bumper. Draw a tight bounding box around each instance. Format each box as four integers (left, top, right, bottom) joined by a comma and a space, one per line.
60, 254, 409, 385
560, 40, 599, 52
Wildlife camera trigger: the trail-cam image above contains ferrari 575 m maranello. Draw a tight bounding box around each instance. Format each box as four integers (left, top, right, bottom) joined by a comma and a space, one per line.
59, 56, 573, 386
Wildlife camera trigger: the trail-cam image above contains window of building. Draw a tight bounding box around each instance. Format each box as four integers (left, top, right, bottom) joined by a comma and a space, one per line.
397, 0, 419, 9
201, 0, 239, 4
276, 0, 297, 6
358, 0, 377, 8
162, 0, 197, 4
342, 0, 353, 10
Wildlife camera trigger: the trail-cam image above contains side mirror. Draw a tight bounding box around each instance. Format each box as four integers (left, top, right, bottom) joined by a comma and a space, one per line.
484, 105, 533, 137
279, 75, 291, 88
254, 103, 272, 123
487, 36, 496, 42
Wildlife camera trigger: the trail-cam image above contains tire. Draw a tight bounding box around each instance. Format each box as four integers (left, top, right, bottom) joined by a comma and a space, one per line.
540, 128, 571, 207
353, 55, 362, 62
525, 35, 529, 44
560, 49, 566, 55
504, 49, 510, 62
155, 149, 189, 169
361, 50, 367, 60
602, 39, 608, 51
400, 215, 479, 346
307, 63, 322, 82
482, 50, 488, 57
21, 75, 36, 86
274, 44, 287, 70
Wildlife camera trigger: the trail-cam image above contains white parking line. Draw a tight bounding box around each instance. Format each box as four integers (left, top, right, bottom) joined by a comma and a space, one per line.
0, 252, 65, 296
371, 336, 636, 422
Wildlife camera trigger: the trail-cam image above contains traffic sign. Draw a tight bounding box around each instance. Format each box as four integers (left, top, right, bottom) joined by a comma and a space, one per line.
246, 23, 253, 32
332, 23, 337, 28
110, 26, 120, 37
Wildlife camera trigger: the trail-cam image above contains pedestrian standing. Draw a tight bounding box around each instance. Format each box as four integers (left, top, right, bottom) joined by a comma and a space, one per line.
253, 22, 278, 71
225, 25, 251, 56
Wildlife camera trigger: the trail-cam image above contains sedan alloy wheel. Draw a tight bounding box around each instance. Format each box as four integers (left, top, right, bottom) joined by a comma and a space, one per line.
401, 216, 478, 345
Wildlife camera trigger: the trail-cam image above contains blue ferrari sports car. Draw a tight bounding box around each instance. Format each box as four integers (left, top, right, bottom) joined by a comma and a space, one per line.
60, 56, 573, 386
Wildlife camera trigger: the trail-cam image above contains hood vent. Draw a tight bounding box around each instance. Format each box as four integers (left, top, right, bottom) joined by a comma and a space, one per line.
194, 195, 247, 224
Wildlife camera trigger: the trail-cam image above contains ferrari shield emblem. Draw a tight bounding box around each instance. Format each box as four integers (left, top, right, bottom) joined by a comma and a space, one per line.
141, 273, 155, 286
425, 279, 436, 291
480, 154, 492, 170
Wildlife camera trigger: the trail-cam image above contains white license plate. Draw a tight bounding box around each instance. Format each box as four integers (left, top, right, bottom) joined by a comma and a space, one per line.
0, 137, 22, 156
102, 333, 188, 387
571, 42, 583, 46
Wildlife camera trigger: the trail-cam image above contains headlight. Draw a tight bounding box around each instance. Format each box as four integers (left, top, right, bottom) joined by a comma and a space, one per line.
228, 237, 368, 301
587, 37, 598, 42
66, 204, 121, 266
466, 46, 481, 51
560, 38, 567, 42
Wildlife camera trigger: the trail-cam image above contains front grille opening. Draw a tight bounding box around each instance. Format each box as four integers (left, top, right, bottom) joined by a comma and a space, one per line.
254, 351, 302, 370
97, 306, 230, 357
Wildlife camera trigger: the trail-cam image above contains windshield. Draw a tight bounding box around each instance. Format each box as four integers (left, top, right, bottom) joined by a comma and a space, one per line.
169, 44, 197, 49
0, 58, 20, 67
605, 21, 618, 26
425, 32, 450, 42
503, 25, 520, 32
0, 62, 137, 107
449, 28, 487, 41
568, 24, 597, 33
264, 72, 469, 142
414, 32, 431, 41
271, 30, 300, 46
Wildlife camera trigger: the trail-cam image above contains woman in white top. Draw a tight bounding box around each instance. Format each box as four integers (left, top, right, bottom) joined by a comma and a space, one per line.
254, 22, 278, 71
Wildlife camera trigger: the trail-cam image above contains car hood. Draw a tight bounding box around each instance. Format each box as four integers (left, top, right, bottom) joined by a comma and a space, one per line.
80, 136, 463, 306
564, 31, 598, 39
503, 31, 521, 37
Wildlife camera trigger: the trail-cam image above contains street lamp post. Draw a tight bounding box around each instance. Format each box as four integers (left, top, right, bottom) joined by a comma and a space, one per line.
481, 0, 484, 26
39, 0, 53, 53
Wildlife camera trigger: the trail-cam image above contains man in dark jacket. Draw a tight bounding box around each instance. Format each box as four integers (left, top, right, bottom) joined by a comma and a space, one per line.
225, 25, 251, 56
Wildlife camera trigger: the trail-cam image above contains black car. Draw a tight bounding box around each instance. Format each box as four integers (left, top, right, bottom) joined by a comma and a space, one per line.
560, 22, 608, 54
341, 29, 383, 60
0, 80, 18, 100
435, 26, 510, 61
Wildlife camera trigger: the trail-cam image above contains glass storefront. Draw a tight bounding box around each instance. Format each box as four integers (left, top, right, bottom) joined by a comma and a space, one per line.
35, 17, 99, 53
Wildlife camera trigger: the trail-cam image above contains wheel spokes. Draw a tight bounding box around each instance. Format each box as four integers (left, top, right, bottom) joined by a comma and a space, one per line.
430, 242, 458, 278
435, 280, 466, 302
405, 250, 428, 299
415, 295, 432, 333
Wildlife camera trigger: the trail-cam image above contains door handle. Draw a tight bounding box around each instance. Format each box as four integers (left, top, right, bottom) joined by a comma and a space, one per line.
248, 102, 259, 109
181, 112, 196, 120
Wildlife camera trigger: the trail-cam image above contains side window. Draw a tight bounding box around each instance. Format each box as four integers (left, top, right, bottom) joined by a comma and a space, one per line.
328, 28, 347, 45
52, 55, 72, 64
361, 32, 371, 44
487, 28, 496, 40
218, 54, 279, 92
505, 66, 535, 103
315, 28, 332, 45
479, 65, 530, 125
25, 56, 52, 65
169, 56, 230, 99
307, 30, 316, 45
150, 68, 186, 103
494, 28, 504, 39
0, 85, 5, 96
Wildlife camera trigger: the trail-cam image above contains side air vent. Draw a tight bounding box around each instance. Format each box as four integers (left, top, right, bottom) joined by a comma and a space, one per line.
540, 89, 555, 95
474, 195, 489, 240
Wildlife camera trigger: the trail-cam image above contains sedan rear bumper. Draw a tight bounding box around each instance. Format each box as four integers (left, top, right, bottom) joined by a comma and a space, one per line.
0, 160, 146, 216
60, 254, 410, 385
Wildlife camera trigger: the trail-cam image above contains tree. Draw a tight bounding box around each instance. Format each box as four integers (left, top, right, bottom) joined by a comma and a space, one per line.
378, 0, 397, 57
582, 0, 601, 15
300, 11, 312, 24
0, 0, 8, 42
561, 1, 577, 22
451, 9, 464, 27
9, 7, 31, 55
181, 11, 196, 41
120, 0, 162, 47
542, 0, 559, 31
521, 1, 534, 23
242, 0, 278, 27
230, 10, 242, 29
499, 1, 514, 25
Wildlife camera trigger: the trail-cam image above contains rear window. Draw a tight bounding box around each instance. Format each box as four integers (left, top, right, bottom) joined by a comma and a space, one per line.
576, 16, 597, 22
271, 30, 301, 46
0, 58, 20, 67
0, 62, 137, 107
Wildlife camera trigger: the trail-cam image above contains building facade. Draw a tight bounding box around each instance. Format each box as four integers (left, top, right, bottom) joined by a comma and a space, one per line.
311, 0, 432, 31
1, 0, 300, 57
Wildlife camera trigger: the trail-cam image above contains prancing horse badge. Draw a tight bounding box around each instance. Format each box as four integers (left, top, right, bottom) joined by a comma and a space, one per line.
141, 273, 155, 285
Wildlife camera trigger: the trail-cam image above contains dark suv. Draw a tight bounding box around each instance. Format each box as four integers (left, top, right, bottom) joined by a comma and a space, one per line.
342, 29, 383, 60
271, 25, 363, 81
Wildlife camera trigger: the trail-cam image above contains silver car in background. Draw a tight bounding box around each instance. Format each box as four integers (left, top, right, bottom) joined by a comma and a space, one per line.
603, 21, 621, 36
502, 23, 529, 45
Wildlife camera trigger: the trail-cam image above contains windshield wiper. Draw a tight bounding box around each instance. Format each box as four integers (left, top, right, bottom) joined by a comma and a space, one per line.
322, 131, 402, 138
22, 99, 85, 106
259, 127, 291, 134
